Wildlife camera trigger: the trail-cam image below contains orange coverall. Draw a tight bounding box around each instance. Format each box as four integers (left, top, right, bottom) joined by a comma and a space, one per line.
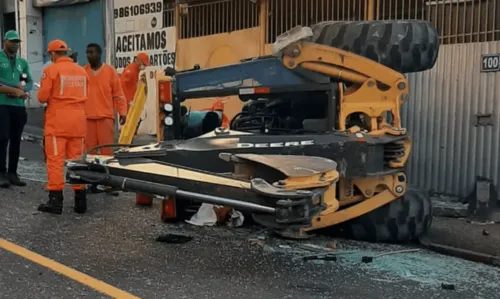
120, 53, 150, 112
119, 62, 140, 111
38, 56, 89, 191
84, 64, 127, 155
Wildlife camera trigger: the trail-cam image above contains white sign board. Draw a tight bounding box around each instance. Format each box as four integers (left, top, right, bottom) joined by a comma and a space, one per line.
113, 0, 176, 73
136, 69, 159, 135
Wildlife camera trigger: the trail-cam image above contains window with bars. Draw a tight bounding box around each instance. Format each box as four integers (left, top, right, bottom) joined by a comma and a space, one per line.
374, 0, 500, 44
266, 0, 367, 43
425, 0, 500, 44
162, 0, 175, 28
168, 0, 500, 44
177, 0, 260, 39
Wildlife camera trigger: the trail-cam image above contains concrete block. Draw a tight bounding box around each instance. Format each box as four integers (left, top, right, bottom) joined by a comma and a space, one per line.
432, 199, 468, 218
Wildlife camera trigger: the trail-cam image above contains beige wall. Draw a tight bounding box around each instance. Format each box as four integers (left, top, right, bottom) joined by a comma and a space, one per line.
178, 28, 261, 119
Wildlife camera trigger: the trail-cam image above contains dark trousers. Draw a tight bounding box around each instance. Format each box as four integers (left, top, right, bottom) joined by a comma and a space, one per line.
0, 105, 28, 174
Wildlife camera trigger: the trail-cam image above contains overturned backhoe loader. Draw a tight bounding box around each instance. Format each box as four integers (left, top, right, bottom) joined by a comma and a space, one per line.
66, 20, 440, 242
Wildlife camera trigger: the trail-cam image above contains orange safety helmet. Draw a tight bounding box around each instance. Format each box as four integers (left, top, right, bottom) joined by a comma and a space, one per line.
47, 39, 71, 53
211, 98, 225, 111
210, 98, 229, 128
136, 52, 151, 66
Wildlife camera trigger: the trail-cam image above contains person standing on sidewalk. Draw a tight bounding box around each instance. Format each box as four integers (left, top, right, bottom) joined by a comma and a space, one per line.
36, 39, 89, 215
0, 30, 33, 188
119, 52, 150, 113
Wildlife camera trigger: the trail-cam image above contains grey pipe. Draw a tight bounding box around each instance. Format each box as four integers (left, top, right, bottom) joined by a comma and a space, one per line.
177, 190, 276, 214
68, 169, 276, 214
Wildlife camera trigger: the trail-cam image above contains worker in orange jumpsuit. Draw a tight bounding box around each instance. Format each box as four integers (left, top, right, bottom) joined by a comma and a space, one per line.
84, 43, 127, 154
37, 40, 89, 215
211, 98, 229, 128
84, 43, 127, 195
119, 52, 150, 112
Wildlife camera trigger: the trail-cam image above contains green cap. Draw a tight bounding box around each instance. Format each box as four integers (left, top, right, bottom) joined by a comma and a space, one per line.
4, 30, 21, 41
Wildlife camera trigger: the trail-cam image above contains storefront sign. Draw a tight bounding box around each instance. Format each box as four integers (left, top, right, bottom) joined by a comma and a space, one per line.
114, 0, 176, 73
481, 54, 500, 72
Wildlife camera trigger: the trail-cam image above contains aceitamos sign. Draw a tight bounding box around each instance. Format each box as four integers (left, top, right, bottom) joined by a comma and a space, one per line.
113, 0, 176, 73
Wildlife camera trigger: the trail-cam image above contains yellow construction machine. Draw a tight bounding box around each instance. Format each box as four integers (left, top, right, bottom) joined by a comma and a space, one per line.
66, 20, 439, 242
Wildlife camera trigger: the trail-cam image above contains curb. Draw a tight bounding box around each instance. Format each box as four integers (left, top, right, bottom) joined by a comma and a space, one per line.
419, 236, 500, 267
22, 132, 43, 144
23, 125, 44, 140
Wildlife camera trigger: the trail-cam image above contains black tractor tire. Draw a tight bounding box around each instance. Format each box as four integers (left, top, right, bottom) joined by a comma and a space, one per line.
335, 187, 433, 243
310, 20, 440, 73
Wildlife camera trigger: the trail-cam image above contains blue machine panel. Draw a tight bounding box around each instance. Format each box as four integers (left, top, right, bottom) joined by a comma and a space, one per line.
174, 57, 330, 95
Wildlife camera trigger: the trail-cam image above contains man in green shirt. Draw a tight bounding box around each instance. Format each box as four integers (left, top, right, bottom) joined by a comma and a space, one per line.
0, 30, 33, 188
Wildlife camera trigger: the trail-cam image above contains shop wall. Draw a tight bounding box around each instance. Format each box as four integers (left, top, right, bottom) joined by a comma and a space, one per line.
403, 41, 500, 199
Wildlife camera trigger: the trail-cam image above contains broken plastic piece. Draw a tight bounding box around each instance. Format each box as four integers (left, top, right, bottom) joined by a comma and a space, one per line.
361, 256, 373, 263
303, 254, 337, 262
186, 203, 219, 226
441, 283, 455, 290
272, 26, 313, 56
362, 248, 421, 263
155, 233, 193, 244
161, 197, 177, 221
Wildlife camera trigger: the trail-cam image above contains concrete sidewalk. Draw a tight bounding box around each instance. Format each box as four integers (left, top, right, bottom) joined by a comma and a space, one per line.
26, 107, 44, 130
23, 108, 44, 142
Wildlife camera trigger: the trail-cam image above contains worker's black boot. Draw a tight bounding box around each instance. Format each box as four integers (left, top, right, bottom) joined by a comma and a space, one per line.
74, 189, 87, 214
7, 173, 26, 187
0, 173, 10, 188
37, 191, 63, 214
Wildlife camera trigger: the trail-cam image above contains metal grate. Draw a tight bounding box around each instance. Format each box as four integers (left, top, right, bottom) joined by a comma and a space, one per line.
162, 0, 175, 28
266, 0, 367, 43
172, 0, 500, 45
178, 0, 260, 39
374, 0, 500, 44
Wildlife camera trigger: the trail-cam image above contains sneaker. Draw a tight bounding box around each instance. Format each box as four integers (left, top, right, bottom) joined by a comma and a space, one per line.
7, 173, 26, 187
0, 173, 10, 188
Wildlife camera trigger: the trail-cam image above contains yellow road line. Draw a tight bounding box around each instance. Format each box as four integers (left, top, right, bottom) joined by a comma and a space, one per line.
0, 238, 141, 299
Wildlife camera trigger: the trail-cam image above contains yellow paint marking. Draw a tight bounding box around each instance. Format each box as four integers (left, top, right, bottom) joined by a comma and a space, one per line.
0, 238, 141, 299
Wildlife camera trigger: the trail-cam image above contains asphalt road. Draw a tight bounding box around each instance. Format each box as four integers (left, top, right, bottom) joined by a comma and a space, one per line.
1, 140, 500, 299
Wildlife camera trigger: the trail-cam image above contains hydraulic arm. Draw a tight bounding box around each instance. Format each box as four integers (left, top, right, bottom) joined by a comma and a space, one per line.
273, 27, 409, 134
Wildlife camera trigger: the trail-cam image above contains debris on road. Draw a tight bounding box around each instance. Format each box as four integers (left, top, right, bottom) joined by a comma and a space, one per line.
326, 241, 337, 249
361, 249, 421, 263
302, 254, 337, 262
185, 203, 244, 227
249, 239, 265, 246
155, 233, 193, 244
441, 283, 456, 290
